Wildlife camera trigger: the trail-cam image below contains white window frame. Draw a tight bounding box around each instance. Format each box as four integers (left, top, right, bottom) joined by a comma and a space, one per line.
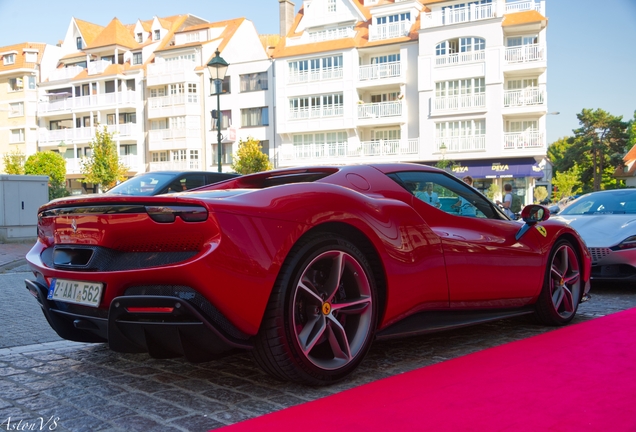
8, 102, 24, 117
10, 128, 25, 143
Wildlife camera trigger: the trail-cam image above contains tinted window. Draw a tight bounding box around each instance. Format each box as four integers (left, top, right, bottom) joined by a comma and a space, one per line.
560, 190, 636, 215
107, 173, 176, 196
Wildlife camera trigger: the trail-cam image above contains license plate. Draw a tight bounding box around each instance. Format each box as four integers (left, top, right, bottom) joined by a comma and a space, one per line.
47, 279, 103, 307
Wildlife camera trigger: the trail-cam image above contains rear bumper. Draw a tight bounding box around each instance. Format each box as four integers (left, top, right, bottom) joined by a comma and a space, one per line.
25, 279, 252, 361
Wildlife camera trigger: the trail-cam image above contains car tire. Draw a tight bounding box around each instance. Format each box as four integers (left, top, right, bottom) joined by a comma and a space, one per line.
253, 231, 378, 385
535, 239, 582, 325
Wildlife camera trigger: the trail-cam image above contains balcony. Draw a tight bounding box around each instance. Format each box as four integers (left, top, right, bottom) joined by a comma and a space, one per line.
39, 127, 96, 144
147, 60, 197, 86
432, 93, 486, 114
289, 105, 344, 121
38, 91, 137, 114
435, 50, 485, 67
88, 60, 111, 76
47, 65, 84, 82
505, 44, 546, 64
287, 67, 343, 85
503, 87, 545, 108
281, 138, 419, 163
358, 61, 401, 82
148, 94, 200, 118
368, 20, 412, 41
357, 101, 403, 120
149, 160, 201, 171
504, 131, 544, 149
422, 3, 494, 28
435, 135, 486, 153
148, 128, 201, 152
106, 123, 138, 138
505, 0, 543, 14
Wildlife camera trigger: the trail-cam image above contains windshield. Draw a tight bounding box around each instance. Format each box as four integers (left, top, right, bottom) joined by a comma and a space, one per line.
559, 190, 636, 215
107, 173, 176, 196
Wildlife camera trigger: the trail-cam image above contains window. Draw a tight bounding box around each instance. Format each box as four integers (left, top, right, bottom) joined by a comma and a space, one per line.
10, 129, 25, 143
187, 83, 197, 103
189, 150, 199, 169
8, 102, 24, 117
137, 32, 143, 43
8, 78, 23, 91
388, 171, 498, 219
76, 37, 82, 50
154, 30, 161, 40
212, 143, 233, 165
214, 109, 232, 130
108, 112, 136, 124
169, 83, 184, 95
3, 53, 16, 65
25, 52, 37, 63
327, 0, 336, 13
27, 76, 36, 90
172, 149, 186, 161
133, 52, 142, 65
241, 107, 269, 127
151, 151, 168, 162
371, 92, 399, 103
210, 75, 232, 94
376, 12, 411, 25
240, 72, 268, 92
120, 144, 137, 156
105, 81, 115, 93
150, 87, 166, 98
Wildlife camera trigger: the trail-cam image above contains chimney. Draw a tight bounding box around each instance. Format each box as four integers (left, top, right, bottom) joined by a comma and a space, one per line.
279, 0, 295, 36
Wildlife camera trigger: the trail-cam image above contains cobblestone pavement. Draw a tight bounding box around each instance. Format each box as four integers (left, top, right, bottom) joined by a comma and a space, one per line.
1, 268, 634, 432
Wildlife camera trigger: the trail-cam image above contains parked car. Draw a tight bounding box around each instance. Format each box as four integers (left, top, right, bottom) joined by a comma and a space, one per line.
25, 163, 591, 385
552, 189, 636, 282
106, 171, 239, 196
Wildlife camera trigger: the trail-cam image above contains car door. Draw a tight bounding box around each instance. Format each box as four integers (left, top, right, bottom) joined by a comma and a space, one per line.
390, 171, 545, 308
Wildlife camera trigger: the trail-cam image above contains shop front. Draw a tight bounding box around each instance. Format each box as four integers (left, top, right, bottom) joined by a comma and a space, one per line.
449, 158, 544, 206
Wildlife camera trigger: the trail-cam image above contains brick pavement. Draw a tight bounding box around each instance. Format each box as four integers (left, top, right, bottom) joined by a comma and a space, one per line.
1, 239, 635, 431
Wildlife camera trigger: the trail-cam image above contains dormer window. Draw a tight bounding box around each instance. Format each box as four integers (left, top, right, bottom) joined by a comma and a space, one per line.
154, 30, 160, 40
3, 53, 15, 65
137, 32, 143, 43
133, 52, 142, 65
25, 52, 37, 62
76, 37, 82, 50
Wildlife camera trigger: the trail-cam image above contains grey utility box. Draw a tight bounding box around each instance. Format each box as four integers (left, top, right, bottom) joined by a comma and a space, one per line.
0, 175, 49, 242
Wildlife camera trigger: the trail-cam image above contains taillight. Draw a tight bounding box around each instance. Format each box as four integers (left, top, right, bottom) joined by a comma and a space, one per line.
145, 206, 208, 223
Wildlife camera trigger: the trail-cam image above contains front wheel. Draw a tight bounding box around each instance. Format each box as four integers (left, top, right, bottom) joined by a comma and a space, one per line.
253, 232, 378, 385
535, 239, 582, 325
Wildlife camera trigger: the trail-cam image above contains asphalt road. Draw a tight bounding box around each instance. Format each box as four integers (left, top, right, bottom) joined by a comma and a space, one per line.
1, 269, 634, 432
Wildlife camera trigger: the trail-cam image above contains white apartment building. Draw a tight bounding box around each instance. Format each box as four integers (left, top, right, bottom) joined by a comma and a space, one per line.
273, 0, 550, 205
147, 18, 275, 173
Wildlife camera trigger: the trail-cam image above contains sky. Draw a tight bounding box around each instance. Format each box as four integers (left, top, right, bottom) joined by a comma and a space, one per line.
0, 0, 635, 144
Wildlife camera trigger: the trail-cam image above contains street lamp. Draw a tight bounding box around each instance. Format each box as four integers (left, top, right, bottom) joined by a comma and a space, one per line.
57, 141, 68, 155
207, 49, 229, 173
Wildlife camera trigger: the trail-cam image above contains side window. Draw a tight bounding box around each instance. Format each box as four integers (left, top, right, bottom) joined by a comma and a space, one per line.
183, 175, 206, 190
388, 171, 500, 219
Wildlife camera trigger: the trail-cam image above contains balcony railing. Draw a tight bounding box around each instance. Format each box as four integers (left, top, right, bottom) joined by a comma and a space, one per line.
289, 104, 344, 120
149, 160, 201, 171
281, 139, 419, 162
422, 3, 494, 28
149, 128, 201, 141
433, 93, 486, 112
88, 60, 111, 76
147, 60, 197, 85
503, 87, 545, 107
106, 123, 138, 137
358, 61, 401, 81
435, 135, 486, 152
149, 94, 198, 108
48, 65, 84, 82
288, 67, 343, 84
39, 127, 96, 144
435, 50, 485, 67
505, 0, 542, 14
38, 91, 137, 113
505, 44, 546, 64
368, 20, 412, 41
504, 131, 544, 149
357, 101, 403, 119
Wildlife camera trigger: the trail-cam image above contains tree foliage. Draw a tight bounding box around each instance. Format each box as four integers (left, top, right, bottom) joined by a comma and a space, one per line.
548, 108, 629, 193
24, 151, 68, 200
231, 137, 273, 174
551, 164, 582, 201
2, 151, 26, 175
81, 126, 128, 191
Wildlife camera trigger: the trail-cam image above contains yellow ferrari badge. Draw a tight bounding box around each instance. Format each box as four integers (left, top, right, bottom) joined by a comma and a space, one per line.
535, 225, 547, 237
322, 302, 332, 315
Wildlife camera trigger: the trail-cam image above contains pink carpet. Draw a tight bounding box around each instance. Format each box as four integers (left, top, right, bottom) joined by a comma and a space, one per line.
222, 308, 636, 431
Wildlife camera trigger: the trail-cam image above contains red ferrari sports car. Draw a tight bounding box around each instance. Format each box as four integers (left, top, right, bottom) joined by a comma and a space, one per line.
25, 164, 591, 385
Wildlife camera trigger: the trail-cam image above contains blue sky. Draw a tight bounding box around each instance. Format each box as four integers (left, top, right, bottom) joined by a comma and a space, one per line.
1, 0, 634, 144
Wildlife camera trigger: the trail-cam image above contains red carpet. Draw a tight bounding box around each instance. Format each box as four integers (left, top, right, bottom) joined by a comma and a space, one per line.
223, 308, 636, 431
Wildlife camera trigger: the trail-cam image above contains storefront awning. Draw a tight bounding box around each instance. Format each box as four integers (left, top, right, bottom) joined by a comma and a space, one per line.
449, 158, 544, 179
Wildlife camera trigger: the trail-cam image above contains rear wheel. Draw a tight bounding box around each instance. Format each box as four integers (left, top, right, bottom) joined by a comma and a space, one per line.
535, 239, 582, 325
253, 232, 378, 385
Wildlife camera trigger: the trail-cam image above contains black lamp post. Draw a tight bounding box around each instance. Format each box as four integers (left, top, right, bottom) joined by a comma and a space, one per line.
207, 50, 229, 173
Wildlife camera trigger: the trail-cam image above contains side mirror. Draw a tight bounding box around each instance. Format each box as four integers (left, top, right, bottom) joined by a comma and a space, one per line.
515, 205, 551, 241
520, 204, 551, 225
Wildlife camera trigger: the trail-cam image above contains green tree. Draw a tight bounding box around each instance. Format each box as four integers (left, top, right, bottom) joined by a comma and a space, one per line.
570, 109, 628, 191
552, 164, 582, 201
533, 186, 548, 203
24, 151, 68, 200
2, 151, 26, 175
231, 137, 273, 174
485, 183, 499, 201
81, 126, 128, 191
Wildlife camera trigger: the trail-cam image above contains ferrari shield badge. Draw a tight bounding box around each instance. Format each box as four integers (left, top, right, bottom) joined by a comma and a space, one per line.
535, 225, 547, 237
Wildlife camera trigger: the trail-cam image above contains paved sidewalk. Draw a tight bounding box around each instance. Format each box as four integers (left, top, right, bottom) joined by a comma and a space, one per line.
0, 242, 33, 272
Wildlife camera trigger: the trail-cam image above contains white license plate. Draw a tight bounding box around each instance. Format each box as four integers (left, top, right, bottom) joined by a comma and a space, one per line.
47, 279, 103, 307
